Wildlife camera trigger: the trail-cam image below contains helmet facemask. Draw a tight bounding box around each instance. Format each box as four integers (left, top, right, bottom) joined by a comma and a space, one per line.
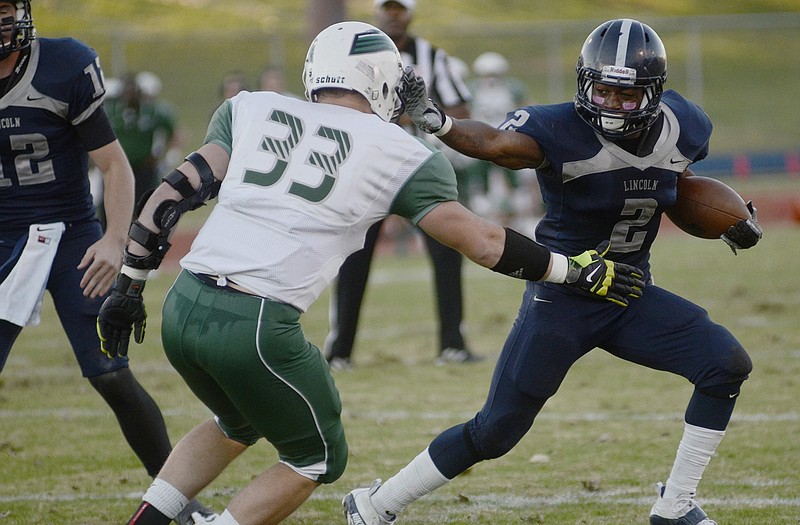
303, 21, 405, 122
576, 66, 664, 138
0, 1, 34, 60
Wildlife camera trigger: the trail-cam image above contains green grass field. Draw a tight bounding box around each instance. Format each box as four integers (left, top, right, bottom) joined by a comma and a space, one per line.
1, 219, 799, 523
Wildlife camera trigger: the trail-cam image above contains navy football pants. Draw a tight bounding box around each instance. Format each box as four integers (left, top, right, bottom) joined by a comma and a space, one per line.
429, 281, 752, 478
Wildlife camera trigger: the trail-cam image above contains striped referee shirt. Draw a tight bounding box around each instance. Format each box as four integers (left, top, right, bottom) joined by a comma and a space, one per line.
398, 35, 471, 109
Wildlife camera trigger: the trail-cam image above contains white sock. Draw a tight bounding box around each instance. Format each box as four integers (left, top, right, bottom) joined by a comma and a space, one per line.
371, 448, 450, 518
212, 510, 241, 525
142, 478, 189, 520
654, 422, 725, 517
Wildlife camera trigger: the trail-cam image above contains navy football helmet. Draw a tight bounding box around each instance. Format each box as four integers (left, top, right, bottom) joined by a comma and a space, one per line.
0, 1, 34, 60
574, 19, 667, 139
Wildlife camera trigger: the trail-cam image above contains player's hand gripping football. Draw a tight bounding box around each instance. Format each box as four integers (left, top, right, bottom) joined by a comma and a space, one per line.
96, 273, 147, 358
398, 66, 447, 134
721, 201, 762, 255
565, 242, 646, 307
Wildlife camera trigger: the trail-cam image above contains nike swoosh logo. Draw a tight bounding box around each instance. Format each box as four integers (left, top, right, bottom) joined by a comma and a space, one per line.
36, 226, 54, 231
27, 94, 44, 101
729, 392, 739, 398
533, 295, 552, 303
586, 266, 601, 283
670, 157, 683, 164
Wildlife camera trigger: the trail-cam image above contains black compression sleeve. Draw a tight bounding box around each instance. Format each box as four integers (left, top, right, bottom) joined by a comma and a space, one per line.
490, 227, 551, 281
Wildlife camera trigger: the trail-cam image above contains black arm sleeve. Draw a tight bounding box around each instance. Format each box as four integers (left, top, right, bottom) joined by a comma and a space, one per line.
490, 227, 551, 281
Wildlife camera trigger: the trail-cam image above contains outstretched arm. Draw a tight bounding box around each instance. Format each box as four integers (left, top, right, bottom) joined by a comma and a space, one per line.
400, 66, 545, 170
418, 201, 645, 306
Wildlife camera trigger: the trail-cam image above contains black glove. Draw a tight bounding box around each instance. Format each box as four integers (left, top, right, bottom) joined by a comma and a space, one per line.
721, 201, 762, 255
565, 242, 646, 307
399, 66, 448, 134
96, 273, 147, 358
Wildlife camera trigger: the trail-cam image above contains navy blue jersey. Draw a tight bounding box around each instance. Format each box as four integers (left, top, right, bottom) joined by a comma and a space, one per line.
501, 90, 711, 278
0, 38, 111, 230
424, 89, 751, 483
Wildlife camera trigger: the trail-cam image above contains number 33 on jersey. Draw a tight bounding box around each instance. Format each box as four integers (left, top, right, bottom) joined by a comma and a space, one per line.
181, 91, 459, 312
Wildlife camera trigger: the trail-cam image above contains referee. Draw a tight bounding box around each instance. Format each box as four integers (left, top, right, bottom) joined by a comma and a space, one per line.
324, 0, 481, 369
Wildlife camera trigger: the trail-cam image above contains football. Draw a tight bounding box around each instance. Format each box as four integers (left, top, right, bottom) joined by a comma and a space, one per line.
665, 176, 750, 239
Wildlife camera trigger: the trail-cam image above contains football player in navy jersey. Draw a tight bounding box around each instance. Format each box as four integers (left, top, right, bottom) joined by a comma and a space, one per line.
343, 19, 762, 525
0, 2, 212, 523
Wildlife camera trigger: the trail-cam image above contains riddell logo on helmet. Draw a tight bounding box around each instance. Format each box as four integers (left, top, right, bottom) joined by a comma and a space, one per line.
315, 75, 346, 84
601, 65, 637, 81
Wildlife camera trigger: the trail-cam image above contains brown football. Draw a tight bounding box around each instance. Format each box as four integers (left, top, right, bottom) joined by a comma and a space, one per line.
665, 176, 750, 239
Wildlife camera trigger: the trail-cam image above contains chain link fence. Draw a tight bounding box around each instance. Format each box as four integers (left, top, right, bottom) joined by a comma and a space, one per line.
80, 13, 800, 160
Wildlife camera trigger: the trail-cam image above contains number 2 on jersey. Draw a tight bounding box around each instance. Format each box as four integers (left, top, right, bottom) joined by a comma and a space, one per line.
610, 198, 658, 252
243, 109, 352, 203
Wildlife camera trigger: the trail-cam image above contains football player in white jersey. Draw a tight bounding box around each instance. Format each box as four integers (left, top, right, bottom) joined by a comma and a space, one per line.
97, 21, 644, 525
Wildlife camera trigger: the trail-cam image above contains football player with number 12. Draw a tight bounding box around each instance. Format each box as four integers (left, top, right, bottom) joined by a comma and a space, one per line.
0, 3, 214, 522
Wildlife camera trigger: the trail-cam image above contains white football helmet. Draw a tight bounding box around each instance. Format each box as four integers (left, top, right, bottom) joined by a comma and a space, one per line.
303, 21, 404, 122
472, 51, 509, 77
136, 71, 162, 98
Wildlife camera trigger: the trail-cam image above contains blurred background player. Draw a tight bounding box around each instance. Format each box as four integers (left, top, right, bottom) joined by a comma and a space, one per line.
258, 64, 299, 98
466, 51, 542, 235
324, 0, 479, 370
219, 69, 249, 100
105, 71, 182, 207
0, 2, 212, 523
136, 71, 187, 174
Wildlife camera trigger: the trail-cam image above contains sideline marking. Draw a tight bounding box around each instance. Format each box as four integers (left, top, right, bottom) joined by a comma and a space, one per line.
2, 407, 800, 423
2, 491, 800, 508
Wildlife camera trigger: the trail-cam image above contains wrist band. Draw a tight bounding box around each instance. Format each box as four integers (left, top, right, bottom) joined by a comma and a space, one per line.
121, 265, 150, 281
433, 115, 453, 137
544, 253, 568, 283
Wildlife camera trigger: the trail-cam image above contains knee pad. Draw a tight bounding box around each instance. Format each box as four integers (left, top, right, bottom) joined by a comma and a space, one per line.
698, 343, 753, 399
699, 379, 746, 400
726, 343, 754, 378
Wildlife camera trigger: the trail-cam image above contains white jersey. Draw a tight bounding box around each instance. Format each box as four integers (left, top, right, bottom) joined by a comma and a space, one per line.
180, 91, 458, 311
469, 77, 528, 127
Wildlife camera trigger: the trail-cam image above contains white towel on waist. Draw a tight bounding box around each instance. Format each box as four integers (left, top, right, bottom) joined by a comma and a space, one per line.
0, 222, 66, 326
